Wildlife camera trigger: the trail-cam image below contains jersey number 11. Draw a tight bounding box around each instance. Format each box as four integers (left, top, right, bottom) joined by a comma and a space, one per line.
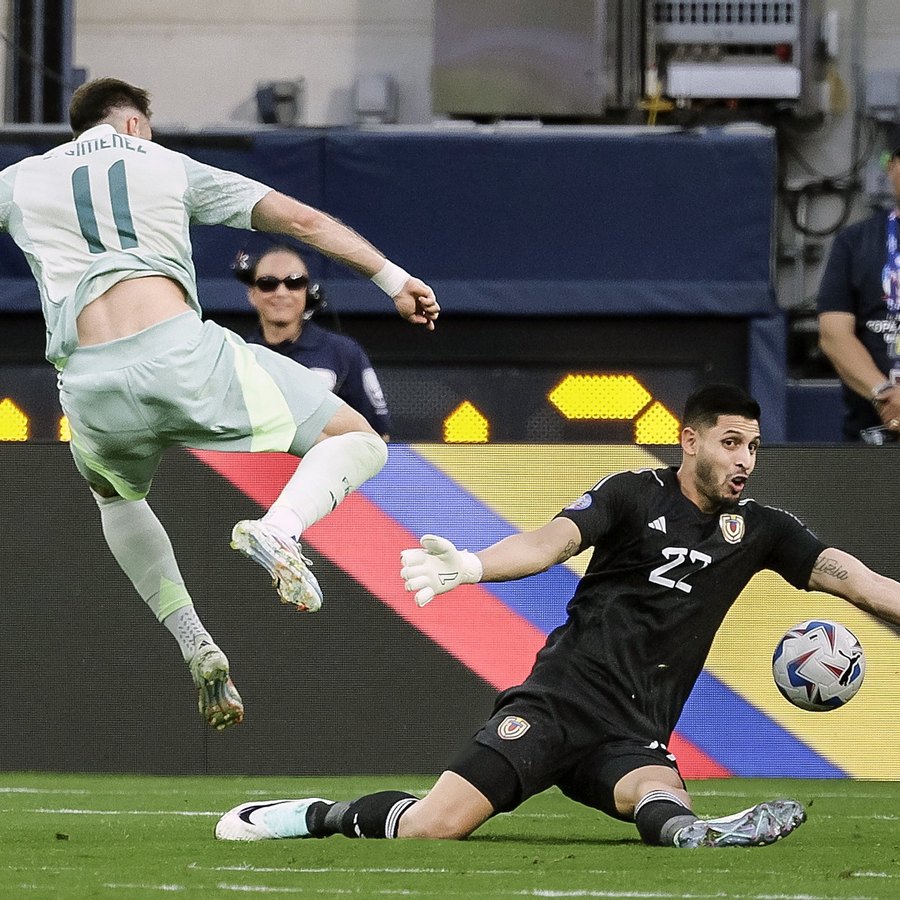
71, 160, 138, 254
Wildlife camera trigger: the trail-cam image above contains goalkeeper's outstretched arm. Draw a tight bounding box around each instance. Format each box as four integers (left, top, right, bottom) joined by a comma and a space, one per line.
400, 518, 583, 607
808, 548, 900, 627
477, 517, 583, 582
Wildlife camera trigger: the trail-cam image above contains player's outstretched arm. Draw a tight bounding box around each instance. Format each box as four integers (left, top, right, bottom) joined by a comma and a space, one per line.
400, 518, 582, 607
250, 191, 439, 329
809, 548, 900, 626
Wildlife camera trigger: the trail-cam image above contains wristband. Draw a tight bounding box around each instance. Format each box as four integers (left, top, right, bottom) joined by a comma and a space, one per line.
871, 381, 894, 403
460, 549, 484, 585
371, 260, 410, 298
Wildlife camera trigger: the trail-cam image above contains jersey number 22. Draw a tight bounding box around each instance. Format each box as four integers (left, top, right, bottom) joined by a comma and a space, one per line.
649, 547, 712, 594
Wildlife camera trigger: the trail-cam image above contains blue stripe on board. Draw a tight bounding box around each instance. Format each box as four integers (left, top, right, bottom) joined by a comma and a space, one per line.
362, 444, 572, 634
368, 445, 847, 778
678, 670, 847, 778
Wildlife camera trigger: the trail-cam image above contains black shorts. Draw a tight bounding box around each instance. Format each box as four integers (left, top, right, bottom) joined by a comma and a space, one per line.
447, 701, 683, 822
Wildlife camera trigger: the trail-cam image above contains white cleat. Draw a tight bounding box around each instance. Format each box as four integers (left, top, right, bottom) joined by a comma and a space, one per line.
674, 799, 806, 848
215, 798, 330, 841
231, 520, 324, 612
188, 641, 243, 731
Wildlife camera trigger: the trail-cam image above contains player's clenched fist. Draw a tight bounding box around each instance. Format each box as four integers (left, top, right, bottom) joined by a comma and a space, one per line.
400, 534, 483, 607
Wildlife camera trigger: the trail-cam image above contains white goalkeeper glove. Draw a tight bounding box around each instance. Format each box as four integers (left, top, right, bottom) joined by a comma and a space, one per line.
400, 534, 483, 607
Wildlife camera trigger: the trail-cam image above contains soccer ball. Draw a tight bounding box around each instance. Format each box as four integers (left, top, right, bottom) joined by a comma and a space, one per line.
772, 620, 865, 712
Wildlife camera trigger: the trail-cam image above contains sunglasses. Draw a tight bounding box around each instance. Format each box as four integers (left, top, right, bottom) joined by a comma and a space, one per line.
253, 274, 309, 292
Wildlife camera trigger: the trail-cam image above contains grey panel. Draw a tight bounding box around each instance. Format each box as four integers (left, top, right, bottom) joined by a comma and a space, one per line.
432, 0, 641, 117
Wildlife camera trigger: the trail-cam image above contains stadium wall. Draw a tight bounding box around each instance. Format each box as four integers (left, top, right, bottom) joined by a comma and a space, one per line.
73, 1, 436, 128
61, 2, 900, 131
0, 126, 787, 437
2, 443, 898, 779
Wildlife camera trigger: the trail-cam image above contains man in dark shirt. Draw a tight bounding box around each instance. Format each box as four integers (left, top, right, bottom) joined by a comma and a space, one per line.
818, 144, 900, 441
216, 384, 900, 848
239, 245, 393, 439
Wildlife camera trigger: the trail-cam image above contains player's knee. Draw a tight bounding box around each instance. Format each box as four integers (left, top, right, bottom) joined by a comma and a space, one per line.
399, 816, 471, 840
321, 403, 376, 438
397, 799, 479, 840
341, 430, 388, 479
311, 426, 387, 478
362, 430, 388, 473
614, 766, 686, 819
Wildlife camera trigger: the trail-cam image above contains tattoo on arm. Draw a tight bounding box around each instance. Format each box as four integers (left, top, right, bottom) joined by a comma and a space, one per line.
813, 555, 849, 581
557, 540, 579, 564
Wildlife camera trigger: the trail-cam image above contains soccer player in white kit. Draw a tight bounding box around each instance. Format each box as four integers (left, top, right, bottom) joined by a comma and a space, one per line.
0, 78, 439, 730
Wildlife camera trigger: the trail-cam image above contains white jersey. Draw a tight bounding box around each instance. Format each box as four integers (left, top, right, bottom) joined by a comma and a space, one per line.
0, 124, 272, 367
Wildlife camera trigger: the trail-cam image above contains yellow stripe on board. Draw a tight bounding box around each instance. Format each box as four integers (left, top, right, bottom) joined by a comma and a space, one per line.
707, 572, 900, 779
412, 444, 900, 778
411, 444, 667, 576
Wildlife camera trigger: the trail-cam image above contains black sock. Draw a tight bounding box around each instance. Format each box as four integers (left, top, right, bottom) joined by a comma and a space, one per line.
306, 800, 344, 838
312, 791, 418, 839
634, 791, 697, 846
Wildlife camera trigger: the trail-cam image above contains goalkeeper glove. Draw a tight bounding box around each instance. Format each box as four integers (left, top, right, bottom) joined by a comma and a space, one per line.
400, 534, 483, 607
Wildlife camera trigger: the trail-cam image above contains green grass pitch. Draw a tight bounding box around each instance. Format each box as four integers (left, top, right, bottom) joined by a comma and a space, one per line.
1, 773, 899, 899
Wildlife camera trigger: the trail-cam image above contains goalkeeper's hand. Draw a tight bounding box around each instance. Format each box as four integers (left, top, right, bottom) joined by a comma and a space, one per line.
400, 534, 483, 607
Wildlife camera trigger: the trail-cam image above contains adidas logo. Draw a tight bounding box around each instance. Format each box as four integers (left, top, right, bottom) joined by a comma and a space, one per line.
648, 516, 667, 534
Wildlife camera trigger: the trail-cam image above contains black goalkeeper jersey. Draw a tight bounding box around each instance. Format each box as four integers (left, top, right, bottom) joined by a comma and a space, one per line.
497, 466, 826, 745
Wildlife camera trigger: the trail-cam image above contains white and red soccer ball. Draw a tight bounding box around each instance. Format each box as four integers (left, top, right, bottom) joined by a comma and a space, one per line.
772, 620, 865, 712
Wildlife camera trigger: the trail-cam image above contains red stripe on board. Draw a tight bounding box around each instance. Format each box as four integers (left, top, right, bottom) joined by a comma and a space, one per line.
190, 449, 732, 777
667, 732, 731, 779
191, 449, 543, 689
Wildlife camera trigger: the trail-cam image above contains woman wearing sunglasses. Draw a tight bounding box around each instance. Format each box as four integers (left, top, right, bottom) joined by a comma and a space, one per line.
240, 246, 392, 441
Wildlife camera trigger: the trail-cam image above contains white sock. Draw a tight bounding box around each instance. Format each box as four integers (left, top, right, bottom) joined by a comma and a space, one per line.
162, 605, 214, 662
92, 490, 196, 624
262, 431, 387, 539
261, 506, 305, 540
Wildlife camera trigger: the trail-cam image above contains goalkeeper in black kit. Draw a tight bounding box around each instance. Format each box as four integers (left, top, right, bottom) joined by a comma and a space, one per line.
217, 384, 900, 848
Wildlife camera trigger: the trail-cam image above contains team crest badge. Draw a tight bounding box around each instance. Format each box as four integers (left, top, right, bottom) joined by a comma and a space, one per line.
497, 715, 531, 740
565, 493, 592, 511
719, 513, 745, 544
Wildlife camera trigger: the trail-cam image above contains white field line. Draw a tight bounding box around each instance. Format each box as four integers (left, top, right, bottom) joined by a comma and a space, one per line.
10, 806, 900, 825
1, 785, 895, 800
0, 786, 190, 796
196, 864, 521, 875
517, 893, 877, 899
224, 888, 420, 895
0, 785, 431, 799
88, 881, 886, 900
509, 813, 571, 819
0, 778, 884, 800
103, 886, 185, 893
815, 814, 900, 821
691, 789, 897, 801
216, 888, 349, 895
4, 865, 79, 871
8, 807, 219, 816
185, 868, 887, 900
237, 789, 429, 797
209, 891, 881, 900
0, 787, 91, 794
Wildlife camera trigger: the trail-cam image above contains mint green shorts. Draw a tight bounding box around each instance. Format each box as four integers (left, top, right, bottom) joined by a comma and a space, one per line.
58, 312, 342, 499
